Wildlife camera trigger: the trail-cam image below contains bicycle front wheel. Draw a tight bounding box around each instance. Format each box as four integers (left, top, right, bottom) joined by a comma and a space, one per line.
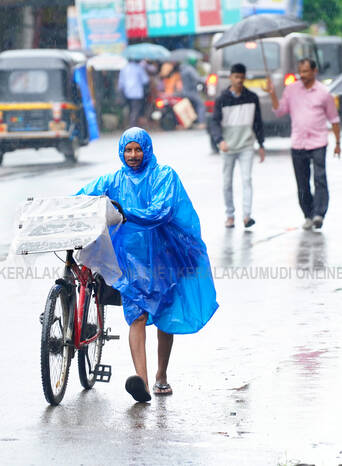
78, 293, 105, 389
41, 285, 72, 405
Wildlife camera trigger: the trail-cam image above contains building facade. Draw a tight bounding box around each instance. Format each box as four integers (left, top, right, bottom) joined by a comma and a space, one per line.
0, 0, 74, 51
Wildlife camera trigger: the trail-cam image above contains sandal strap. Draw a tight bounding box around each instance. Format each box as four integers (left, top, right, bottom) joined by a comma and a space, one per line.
154, 382, 171, 390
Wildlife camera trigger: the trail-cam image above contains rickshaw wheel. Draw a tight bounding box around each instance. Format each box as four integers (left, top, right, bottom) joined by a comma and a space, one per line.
63, 138, 79, 163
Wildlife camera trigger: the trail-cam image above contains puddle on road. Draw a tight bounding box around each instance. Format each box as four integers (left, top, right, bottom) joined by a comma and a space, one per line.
0, 244, 8, 261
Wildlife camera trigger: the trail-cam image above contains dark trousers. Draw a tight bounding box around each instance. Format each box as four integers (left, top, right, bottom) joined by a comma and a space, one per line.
291, 146, 329, 219
127, 99, 144, 127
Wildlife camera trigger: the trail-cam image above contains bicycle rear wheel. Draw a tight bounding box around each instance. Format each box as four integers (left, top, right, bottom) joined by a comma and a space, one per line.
78, 291, 105, 389
41, 285, 72, 405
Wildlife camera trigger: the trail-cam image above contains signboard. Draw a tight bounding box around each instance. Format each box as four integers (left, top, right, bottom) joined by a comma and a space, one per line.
67, 6, 82, 50
0, 0, 73, 5
286, 0, 303, 17
126, 0, 148, 38
146, 0, 196, 37
76, 0, 126, 54
242, 0, 302, 16
198, 0, 222, 27
125, 0, 243, 38
197, 0, 241, 32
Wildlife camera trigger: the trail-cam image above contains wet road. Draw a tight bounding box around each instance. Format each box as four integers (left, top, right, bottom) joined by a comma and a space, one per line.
1, 130, 342, 465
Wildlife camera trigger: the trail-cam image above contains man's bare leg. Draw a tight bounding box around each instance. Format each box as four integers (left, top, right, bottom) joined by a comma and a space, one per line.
154, 329, 173, 394
129, 313, 149, 390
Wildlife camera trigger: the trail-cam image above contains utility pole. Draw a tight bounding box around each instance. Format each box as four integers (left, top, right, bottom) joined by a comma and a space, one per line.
22, 6, 35, 48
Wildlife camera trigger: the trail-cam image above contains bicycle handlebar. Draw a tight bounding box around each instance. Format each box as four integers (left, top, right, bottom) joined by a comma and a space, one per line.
111, 200, 127, 224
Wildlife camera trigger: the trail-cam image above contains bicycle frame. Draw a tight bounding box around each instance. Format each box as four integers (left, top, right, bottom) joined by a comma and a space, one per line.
63, 250, 103, 350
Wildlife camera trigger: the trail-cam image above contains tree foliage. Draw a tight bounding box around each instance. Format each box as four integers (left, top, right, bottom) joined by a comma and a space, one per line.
303, 0, 342, 35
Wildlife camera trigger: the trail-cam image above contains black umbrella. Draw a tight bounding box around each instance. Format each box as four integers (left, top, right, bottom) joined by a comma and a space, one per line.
214, 14, 308, 74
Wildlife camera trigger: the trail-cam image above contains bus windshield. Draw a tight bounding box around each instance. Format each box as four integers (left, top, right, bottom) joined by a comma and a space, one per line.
223, 42, 280, 72
317, 43, 342, 77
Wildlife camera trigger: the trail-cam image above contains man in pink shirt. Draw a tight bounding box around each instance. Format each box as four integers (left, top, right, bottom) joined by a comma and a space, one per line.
265, 58, 340, 229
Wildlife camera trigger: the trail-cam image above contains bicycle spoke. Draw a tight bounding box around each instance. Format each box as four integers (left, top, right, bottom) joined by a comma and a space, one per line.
41, 285, 71, 404
85, 299, 100, 373
78, 293, 104, 389
48, 300, 67, 395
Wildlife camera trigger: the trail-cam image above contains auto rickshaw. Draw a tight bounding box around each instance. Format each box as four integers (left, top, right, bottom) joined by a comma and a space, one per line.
0, 49, 99, 165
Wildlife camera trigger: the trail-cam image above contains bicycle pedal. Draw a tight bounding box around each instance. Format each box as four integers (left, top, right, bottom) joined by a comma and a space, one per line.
94, 364, 112, 383
104, 327, 120, 341
104, 334, 120, 341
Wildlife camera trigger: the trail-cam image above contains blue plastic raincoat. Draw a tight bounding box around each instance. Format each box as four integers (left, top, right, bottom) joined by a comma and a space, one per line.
77, 127, 218, 334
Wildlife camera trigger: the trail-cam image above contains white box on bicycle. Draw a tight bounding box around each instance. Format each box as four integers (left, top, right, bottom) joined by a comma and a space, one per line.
9, 195, 123, 285
172, 98, 197, 128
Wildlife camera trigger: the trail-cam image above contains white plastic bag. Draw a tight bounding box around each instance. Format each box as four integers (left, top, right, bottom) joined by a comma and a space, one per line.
8, 195, 122, 285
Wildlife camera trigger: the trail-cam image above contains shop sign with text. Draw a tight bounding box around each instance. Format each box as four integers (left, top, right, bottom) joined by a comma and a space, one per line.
76, 0, 127, 54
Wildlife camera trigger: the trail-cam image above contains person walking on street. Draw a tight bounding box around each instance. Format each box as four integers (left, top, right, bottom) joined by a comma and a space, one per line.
159, 62, 183, 95
118, 60, 150, 127
76, 127, 218, 403
180, 57, 206, 129
210, 63, 265, 228
264, 58, 341, 230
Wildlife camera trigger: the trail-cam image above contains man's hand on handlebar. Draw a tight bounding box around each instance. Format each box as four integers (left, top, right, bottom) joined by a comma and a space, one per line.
111, 200, 127, 223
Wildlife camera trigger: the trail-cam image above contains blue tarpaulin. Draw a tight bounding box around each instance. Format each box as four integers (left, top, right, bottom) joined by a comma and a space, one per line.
76, 127, 218, 334
73, 65, 99, 142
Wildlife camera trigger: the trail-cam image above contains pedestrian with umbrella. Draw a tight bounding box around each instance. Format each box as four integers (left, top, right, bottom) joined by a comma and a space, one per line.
120, 44, 171, 127
179, 55, 206, 129
213, 14, 318, 228
214, 14, 309, 75
118, 59, 149, 127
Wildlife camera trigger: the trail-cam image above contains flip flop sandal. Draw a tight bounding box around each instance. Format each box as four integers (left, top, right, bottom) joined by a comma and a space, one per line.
125, 375, 151, 403
244, 218, 255, 228
153, 382, 173, 396
225, 219, 235, 228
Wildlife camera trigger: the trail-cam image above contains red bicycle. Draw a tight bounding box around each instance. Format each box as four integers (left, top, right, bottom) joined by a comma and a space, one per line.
40, 202, 125, 406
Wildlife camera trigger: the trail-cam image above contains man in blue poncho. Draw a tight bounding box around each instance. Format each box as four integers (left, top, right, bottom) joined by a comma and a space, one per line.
77, 127, 218, 403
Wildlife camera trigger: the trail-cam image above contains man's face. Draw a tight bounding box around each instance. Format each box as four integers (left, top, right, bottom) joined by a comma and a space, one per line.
298, 62, 317, 85
230, 72, 245, 89
124, 141, 144, 170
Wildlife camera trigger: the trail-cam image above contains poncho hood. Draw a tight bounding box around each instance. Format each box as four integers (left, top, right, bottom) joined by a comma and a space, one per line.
118, 127, 157, 173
